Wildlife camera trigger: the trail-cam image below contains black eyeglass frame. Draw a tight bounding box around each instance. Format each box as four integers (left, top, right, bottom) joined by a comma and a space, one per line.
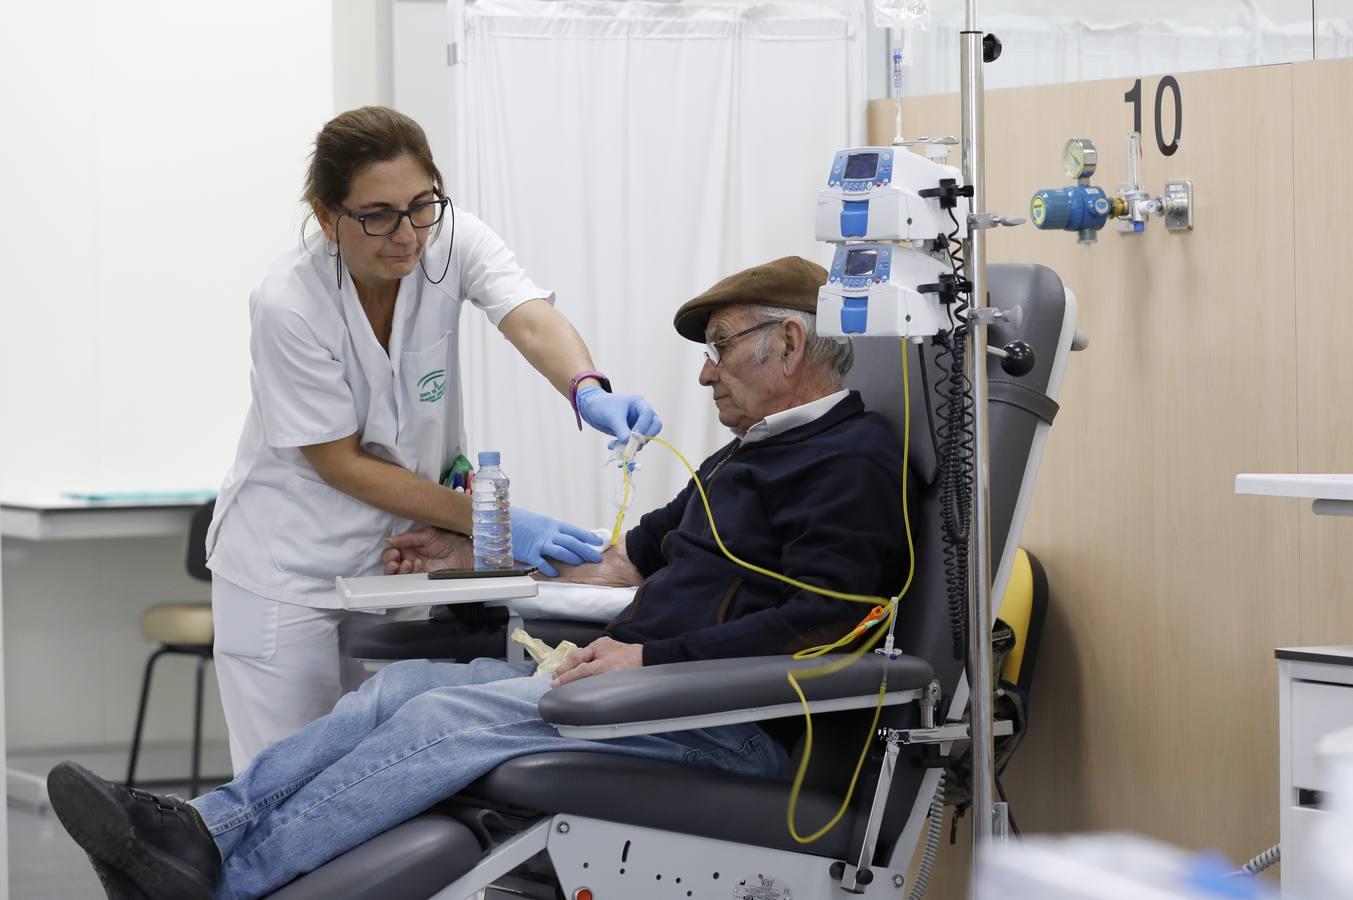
704, 319, 782, 366
336, 195, 450, 237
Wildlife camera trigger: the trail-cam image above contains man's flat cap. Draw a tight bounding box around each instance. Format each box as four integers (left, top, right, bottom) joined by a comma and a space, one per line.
673, 256, 827, 342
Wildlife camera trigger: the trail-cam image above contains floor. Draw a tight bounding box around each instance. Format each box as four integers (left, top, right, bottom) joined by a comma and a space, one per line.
7, 744, 495, 900
10, 805, 494, 900
11, 797, 106, 899
8, 742, 232, 900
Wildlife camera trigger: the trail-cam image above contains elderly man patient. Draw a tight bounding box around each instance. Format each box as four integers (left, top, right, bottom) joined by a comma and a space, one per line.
48, 257, 913, 900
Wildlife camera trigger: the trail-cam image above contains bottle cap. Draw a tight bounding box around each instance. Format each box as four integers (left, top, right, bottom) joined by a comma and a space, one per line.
478, 451, 501, 467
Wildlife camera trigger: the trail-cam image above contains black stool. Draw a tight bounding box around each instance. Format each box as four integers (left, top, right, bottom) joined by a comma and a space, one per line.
125, 501, 215, 797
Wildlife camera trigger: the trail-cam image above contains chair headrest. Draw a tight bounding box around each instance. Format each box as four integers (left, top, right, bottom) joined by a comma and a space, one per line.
843, 336, 939, 484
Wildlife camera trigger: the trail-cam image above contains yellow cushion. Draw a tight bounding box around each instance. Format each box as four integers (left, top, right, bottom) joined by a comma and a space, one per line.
997, 548, 1034, 685
140, 603, 214, 646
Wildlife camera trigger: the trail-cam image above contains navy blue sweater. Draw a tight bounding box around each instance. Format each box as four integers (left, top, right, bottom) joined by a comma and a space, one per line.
608, 392, 913, 666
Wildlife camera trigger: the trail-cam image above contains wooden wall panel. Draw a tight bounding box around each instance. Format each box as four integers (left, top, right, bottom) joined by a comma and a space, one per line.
1293, 59, 1353, 648
870, 61, 1313, 894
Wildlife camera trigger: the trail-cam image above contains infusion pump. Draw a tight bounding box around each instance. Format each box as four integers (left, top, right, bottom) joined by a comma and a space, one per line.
815, 146, 970, 245
816, 242, 952, 339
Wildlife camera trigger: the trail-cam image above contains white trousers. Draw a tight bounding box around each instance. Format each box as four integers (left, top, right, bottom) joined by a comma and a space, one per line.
211, 575, 420, 772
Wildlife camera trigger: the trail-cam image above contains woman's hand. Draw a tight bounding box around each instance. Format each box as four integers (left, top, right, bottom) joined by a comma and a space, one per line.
535, 541, 642, 587
576, 387, 662, 449
510, 508, 604, 577
382, 527, 473, 574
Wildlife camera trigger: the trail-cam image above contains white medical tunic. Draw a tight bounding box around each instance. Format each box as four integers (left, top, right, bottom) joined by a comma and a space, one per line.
206, 208, 550, 609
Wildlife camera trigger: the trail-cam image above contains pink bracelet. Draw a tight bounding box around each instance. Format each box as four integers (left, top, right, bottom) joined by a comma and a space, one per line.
568, 370, 612, 430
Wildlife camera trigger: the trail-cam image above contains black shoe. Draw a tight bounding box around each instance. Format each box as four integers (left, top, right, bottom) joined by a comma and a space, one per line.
87, 854, 152, 900
47, 762, 221, 900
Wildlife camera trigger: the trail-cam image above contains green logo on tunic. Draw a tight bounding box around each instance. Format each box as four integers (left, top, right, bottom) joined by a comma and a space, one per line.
418, 369, 446, 403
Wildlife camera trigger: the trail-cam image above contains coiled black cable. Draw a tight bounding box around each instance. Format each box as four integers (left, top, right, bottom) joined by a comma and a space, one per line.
931, 210, 976, 660
933, 331, 973, 659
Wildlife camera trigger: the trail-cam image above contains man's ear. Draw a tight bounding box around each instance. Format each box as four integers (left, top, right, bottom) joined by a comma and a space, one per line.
781, 317, 808, 375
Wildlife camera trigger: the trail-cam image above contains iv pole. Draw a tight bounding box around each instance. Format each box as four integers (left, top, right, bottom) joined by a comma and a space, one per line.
959, 0, 999, 854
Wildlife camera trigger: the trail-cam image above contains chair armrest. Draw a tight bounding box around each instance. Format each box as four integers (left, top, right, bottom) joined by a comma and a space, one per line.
539, 654, 934, 739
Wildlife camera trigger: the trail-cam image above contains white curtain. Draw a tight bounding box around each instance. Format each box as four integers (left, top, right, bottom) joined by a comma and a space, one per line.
898, 10, 1353, 98
452, 0, 867, 529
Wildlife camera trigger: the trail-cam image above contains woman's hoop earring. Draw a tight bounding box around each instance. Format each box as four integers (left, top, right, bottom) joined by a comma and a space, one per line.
325, 237, 339, 257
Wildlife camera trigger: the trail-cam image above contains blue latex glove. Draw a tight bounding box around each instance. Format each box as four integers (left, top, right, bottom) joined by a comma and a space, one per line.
576, 386, 663, 450
510, 507, 604, 577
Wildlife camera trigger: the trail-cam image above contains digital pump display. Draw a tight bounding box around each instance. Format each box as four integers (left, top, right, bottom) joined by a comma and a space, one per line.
844, 249, 879, 277
844, 153, 880, 180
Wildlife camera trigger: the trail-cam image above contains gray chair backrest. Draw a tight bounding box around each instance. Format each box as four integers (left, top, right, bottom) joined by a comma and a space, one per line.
841, 262, 1072, 853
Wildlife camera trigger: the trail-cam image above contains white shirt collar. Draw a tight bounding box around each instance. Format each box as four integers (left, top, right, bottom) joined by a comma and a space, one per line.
737, 390, 850, 445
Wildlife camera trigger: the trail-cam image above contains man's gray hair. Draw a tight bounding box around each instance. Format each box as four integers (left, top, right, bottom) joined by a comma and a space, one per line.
744, 303, 854, 384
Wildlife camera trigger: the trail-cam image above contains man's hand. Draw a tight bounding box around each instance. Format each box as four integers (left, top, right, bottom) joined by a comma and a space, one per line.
382, 527, 473, 574
536, 541, 642, 587
551, 636, 643, 687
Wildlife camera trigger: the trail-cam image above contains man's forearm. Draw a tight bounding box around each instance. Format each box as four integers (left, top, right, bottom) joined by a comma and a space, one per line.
537, 540, 641, 587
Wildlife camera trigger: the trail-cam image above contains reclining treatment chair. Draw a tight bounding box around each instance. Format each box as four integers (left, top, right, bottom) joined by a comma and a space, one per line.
268, 263, 1079, 900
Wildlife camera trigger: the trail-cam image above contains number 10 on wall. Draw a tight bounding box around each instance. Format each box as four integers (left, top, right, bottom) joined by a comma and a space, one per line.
1125, 76, 1183, 157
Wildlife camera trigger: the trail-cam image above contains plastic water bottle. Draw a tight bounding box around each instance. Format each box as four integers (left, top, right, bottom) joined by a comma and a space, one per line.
471, 451, 513, 570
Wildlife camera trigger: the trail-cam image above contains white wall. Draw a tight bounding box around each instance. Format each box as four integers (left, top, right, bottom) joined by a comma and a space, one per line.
0, 0, 336, 762
335, 0, 393, 111
0, 536, 7, 900
0, 0, 335, 498
392, 0, 454, 178
2, 538, 225, 751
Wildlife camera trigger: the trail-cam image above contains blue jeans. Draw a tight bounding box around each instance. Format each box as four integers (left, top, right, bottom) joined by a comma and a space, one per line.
191, 658, 787, 899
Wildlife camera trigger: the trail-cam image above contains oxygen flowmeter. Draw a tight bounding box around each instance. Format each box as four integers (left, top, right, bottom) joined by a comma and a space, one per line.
1030, 186, 1115, 242
1031, 136, 1193, 243
1030, 139, 1121, 244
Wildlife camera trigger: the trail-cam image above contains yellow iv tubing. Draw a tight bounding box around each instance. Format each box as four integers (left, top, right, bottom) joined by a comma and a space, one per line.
609, 457, 634, 546
625, 340, 916, 844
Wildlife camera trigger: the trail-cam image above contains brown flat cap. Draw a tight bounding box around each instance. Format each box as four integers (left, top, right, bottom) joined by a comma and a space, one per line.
673, 256, 827, 342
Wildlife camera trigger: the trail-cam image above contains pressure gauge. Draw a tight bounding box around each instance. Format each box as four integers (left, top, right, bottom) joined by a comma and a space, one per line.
1062, 138, 1097, 180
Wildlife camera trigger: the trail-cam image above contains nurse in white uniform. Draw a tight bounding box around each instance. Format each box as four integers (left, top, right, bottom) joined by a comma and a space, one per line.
205, 107, 661, 770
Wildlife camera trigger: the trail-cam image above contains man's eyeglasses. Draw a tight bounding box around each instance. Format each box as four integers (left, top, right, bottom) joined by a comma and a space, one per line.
704, 320, 781, 366
338, 196, 449, 237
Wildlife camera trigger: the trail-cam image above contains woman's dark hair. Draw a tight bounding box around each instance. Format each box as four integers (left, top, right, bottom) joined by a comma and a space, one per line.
303, 106, 444, 226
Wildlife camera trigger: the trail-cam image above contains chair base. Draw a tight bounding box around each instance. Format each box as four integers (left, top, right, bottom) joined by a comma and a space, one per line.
415, 813, 912, 900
